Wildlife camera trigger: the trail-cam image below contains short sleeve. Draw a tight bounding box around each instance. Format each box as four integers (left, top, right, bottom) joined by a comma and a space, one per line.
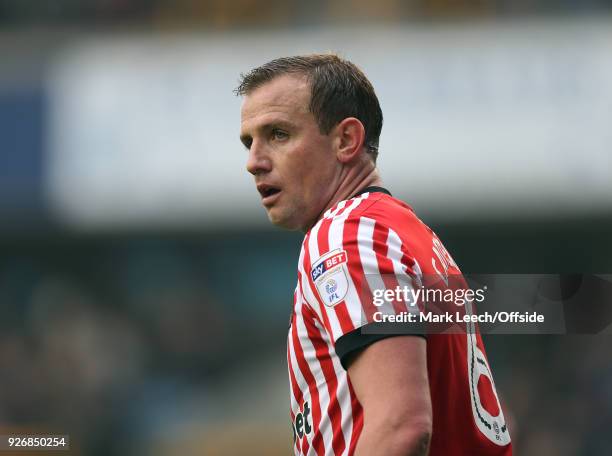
300, 214, 425, 370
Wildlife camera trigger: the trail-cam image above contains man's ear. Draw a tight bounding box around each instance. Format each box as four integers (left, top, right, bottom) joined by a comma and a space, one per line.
335, 117, 366, 164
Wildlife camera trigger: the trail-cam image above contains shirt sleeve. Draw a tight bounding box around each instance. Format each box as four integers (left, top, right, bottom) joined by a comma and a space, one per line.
300, 214, 425, 370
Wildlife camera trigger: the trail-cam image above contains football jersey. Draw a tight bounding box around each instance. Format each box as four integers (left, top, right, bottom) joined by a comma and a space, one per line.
288, 187, 512, 455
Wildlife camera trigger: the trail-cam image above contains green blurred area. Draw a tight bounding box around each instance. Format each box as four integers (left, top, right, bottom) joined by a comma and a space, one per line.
1, 215, 611, 454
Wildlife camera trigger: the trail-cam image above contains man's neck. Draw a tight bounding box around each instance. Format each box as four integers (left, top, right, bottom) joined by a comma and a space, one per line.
307, 164, 383, 232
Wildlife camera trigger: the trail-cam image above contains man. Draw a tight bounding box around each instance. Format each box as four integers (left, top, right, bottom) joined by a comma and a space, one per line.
237, 54, 512, 456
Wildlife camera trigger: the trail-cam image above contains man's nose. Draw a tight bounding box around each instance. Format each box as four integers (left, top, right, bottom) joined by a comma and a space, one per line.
246, 141, 272, 176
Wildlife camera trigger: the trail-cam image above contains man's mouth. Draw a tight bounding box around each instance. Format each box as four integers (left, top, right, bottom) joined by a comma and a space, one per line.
257, 184, 282, 206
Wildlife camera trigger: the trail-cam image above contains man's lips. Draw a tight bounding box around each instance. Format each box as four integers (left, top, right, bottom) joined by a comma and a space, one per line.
256, 183, 282, 206
262, 190, 281, 206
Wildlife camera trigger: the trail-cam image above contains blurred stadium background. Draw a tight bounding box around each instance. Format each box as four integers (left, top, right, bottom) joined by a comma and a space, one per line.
1, 0, 612, 454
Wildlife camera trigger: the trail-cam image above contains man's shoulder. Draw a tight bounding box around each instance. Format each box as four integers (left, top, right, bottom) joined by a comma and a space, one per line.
302, 191, 428, 260
317, 191, 416, 227
353, 192, 415, 224
328, 191, 423, 237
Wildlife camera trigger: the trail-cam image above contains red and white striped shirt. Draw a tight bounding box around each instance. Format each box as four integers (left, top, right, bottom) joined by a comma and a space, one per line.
288, 187, 512, 455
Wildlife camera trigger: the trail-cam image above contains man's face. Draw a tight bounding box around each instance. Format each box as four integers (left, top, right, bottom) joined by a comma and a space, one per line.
240, 74, 339, 231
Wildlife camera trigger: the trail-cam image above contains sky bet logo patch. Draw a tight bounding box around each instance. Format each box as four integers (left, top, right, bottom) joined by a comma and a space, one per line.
311, 250, 348, 281
312, 249, 349, 307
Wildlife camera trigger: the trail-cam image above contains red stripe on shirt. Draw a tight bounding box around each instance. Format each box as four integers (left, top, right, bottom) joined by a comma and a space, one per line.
303, 304, 347, 455
291, 311, 323, 455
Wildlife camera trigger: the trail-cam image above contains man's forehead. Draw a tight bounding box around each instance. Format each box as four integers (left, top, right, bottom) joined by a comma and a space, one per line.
241, 74, 310, 119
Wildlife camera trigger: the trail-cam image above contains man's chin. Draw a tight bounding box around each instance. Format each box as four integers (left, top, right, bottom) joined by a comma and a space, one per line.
267, 209, 303, 231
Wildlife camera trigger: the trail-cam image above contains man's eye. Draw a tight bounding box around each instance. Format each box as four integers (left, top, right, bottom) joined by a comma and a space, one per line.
272, 129, 288, 140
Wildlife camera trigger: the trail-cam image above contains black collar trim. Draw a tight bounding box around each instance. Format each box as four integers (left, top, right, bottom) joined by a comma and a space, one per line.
352, 186, 392, 198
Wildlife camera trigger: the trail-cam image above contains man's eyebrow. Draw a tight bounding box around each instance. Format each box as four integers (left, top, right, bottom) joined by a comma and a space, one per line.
269, 119, 296, 129
256, 120, 297, 132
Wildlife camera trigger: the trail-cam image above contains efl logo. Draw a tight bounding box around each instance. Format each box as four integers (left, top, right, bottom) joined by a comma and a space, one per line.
311, 250, 348, 282
312, 250, 350, 307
